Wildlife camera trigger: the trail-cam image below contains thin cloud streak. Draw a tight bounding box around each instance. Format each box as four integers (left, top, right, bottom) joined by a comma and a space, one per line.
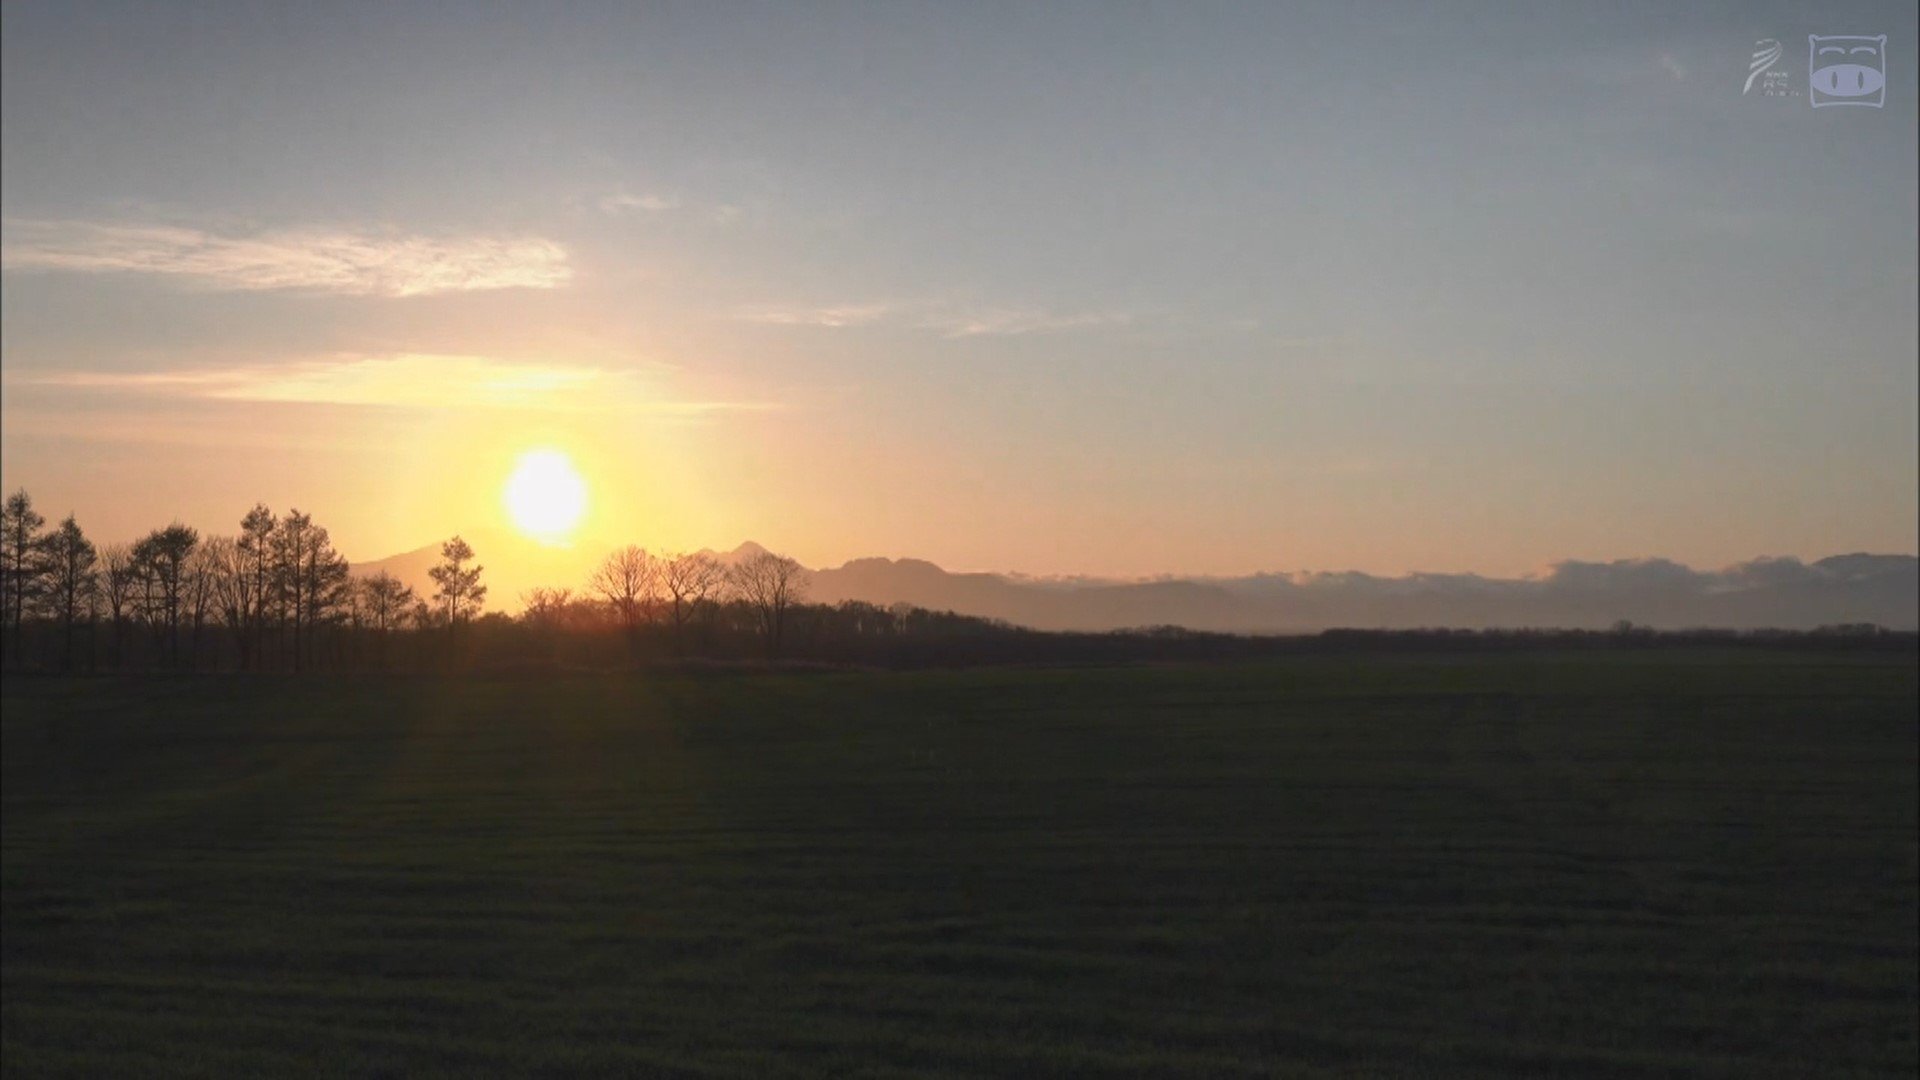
737, 303, 895, 329
925, 309, 1131, 338
11, 354, 780, 415
0, 219, 572, 296
598, 191, 681, 214
737, 300, 1130, 338
0, 408, 375, 453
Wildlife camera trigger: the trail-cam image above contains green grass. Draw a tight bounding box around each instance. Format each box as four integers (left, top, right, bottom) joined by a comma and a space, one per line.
4, 651, 1916, 1077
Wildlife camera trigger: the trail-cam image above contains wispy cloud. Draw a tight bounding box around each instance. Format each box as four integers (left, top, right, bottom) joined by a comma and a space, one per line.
923, 308, 1131, 338
598, 191, 681, 214
737, 303, 895, 329
10, 354, 778, 414
736, 300, 1130, 338
0, 219, 571, 297
1657, 52, 1688, 81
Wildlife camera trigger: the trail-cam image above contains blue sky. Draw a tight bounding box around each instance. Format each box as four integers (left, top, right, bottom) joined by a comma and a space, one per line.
2, 1, 1914, 576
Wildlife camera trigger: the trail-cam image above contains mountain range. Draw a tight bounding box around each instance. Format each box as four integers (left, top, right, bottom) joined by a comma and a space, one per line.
352, 540, 1919, 632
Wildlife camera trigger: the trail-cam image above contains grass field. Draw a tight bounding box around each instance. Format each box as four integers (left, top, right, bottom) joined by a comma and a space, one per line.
3, 651, 1916, 1077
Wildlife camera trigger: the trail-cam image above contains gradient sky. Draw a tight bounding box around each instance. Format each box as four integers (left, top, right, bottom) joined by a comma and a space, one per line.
3, 1, 1915, 578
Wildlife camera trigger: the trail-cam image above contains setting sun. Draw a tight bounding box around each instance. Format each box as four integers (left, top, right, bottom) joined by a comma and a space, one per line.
504, 449, 587, 544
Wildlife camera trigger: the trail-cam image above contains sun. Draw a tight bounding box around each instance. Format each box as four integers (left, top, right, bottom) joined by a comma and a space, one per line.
504, 449, 587, 544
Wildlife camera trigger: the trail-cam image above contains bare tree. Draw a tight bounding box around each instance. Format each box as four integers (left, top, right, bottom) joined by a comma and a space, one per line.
522, 586, 575, 629
100, 543, 137, 667
358, 570, 415, 669
429, 536, 486, 627
202, 536, 261, 671
588, 545, 658, 662
183, 542, 223, 670
360, 571, 415, 633
406, 597, 435, 632
728, 550, 808, 658
43, 515, 98, 671
660, 551, 724, 654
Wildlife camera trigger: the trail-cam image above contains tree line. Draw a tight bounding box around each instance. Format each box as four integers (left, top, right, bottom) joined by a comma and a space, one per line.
3, 487, 1911, 675
0, 488, 809, 673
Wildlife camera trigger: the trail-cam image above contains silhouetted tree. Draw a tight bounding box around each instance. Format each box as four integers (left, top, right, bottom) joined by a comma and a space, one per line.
202, 537, 248, 669
589, 545, 657, 662
522, 586, 575, 628
132, 524, 198, 668
43, 515, 98, 671
183, 542, 223, 670
272, 512, 313, 670
728, 550, 808, 658
356, 594, 427, 665
661, 551, 724, 654
273, 511, 350, 671
429, 536, 486, 628
1, 488, 49, 663
100, 543, 137, 668
359, 572, 415, 634
237, 505, 277, 670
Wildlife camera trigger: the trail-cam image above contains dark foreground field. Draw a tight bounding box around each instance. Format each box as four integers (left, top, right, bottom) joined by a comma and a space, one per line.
3, 652, 1916, 1078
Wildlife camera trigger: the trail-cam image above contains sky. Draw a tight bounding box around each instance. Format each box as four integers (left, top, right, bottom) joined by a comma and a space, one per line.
2, 1, 1915, 579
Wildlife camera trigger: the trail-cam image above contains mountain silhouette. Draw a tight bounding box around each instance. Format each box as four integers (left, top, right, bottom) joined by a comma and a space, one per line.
352, 542, 1919, 631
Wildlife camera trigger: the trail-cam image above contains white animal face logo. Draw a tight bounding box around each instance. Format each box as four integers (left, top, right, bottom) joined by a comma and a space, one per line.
1809, 34, 1886, 108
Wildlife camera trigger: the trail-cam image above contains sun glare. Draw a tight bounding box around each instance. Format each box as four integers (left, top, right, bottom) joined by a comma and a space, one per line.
505, 449, 587, 544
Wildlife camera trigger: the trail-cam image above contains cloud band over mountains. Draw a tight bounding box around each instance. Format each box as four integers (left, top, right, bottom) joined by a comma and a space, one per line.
797, 552, 1920, 632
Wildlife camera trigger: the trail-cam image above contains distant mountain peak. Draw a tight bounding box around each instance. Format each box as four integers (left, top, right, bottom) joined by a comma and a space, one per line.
834, 555, 946, 576
690, 540, 774, 566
